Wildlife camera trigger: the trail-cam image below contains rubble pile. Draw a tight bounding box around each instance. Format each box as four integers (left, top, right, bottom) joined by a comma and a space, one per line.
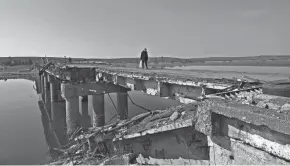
47, 103, 197, 165
48, 120, 144, 165
224, 89, 290, 115
48, 126, 114, 165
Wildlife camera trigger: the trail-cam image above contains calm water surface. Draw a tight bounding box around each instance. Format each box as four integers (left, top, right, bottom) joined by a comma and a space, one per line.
0, 79, 180, 164
0, 79, 48, 165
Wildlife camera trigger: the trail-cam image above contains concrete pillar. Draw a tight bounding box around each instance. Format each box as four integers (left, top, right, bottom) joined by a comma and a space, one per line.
44, 73, 51, 117
65, 96, 80, 136
49, 76, 59, 121
117, 92, 128, 120
61, 83, 80, 136
56, 97, 68, 145
79, 96, 90, 129
91, 94, 105, 127
56, 81, 68, 144
57, 82, 64, 102
41, 74, 45, 99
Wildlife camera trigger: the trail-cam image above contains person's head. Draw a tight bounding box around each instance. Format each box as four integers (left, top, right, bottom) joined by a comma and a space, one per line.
144, 48, 147, 51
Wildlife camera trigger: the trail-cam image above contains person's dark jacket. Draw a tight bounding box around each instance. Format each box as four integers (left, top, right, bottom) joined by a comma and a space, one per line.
141, 50, 148, 61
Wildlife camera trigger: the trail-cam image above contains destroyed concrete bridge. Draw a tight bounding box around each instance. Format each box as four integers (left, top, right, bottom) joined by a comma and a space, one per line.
35, 61, 290, 165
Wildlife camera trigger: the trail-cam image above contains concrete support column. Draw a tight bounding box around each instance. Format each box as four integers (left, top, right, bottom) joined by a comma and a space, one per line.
44, 73, 51, 117
48, 76, 68, 146
64, 96, 80, 136
79, 96, 90, 129
61, 83, 80, 136
56, 97, 68, 145
50, 77, 58, 121
158, 82, 170, 97
41, 74, 45, 99
49, 78, 65, 129
57, 83, 65, 102
117, 92, 128, 120
57, 81, 68, 144
91, 94, 105, 127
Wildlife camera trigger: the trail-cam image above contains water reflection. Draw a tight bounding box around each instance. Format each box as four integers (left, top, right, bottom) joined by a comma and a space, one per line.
38, 100, 68, 161
0, 79, 48, 165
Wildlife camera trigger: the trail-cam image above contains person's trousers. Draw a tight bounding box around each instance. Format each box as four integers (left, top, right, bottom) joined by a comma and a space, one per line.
142, 60, 148, 69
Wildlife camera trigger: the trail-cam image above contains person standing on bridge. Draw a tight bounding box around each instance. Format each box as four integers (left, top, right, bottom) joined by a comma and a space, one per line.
140, 48, 149, 69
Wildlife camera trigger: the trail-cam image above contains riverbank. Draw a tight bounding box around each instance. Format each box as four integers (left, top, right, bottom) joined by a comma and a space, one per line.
0, 72, 35, 80
0, 65, 36, 80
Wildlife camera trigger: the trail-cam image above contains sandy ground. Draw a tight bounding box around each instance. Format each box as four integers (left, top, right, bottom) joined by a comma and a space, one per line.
94, 65, 289, 82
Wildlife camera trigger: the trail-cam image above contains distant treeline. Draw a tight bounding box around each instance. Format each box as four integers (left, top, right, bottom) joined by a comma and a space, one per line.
0, 57, 33, 66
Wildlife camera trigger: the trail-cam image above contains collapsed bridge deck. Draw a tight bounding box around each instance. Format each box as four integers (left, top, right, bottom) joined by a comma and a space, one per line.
44, 63, 264, 103
36, 62, 290, 165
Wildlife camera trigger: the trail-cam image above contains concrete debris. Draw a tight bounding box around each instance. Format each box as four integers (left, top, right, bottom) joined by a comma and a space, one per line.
135, 154, 208, 165
99, 153, 135, 165
281, 103, 290, 111
47, 103, 197, 165
216, 88, 290, 114
256, 101, 267, 108
180, 111, 186, 119
234, 91, 257, 105
136, 154, 146, 165
265, 103, 280, 110
169, 111, 180, 121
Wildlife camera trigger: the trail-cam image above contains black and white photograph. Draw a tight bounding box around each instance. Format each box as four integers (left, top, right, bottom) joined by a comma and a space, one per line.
0, 0, 290, 165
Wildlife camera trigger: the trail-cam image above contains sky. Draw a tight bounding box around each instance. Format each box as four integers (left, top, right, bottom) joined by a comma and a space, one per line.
0, 0, 290, 58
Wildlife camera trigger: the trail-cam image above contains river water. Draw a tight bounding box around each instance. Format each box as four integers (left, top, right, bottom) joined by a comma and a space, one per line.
0, 79, 180, 164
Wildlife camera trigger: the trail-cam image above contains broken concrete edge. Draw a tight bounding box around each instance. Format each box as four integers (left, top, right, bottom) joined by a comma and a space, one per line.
101, 72, 228, 93
171, 96, 198, 104
227, 125, 290, 161
195, 99, 290, 161
105, 97, 290, 140
44, 95, 290, 164
103, 98, 290, 161
201, 98, 290, 136
254, 94, 290, 106
212, 86, 262, 96
209, 89, 290, 113
94, 67, 237, 90
113, 118, 193, 141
